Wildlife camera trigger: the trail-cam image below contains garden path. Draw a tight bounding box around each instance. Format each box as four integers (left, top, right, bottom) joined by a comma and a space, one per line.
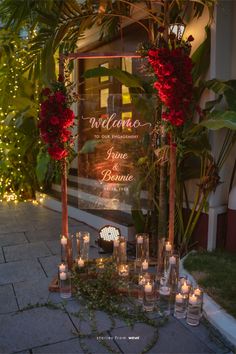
0, 202, 233, 354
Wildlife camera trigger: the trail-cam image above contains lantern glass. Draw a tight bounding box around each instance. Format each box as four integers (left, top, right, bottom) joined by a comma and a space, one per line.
169, 22, 186, 40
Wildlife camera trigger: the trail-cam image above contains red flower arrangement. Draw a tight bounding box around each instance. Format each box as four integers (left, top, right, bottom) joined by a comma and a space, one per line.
148, 37, 194, 127
39, 79, 76, 160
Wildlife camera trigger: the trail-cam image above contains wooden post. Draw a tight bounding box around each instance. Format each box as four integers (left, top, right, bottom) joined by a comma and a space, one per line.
168, 134, 177, 245
61, 159, 73, 269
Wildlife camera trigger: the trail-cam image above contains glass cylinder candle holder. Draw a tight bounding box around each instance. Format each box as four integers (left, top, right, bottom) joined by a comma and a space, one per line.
59, 271, 72, 299
118, 237, 127, 264
143, 281, 155, 312
141, 259, 149, 273
113, 237, 120, 264
60, 235, 67, 263
174, 292, 187, 319
58, 262, 68, 274
168, 254, 179, 294
135, 233, 144, 270
158, 284, 171, 316
143, 233, 150, 261
137, 274, 146, 303
118, 263, 129, 277
75, 232, 81, 259
164, 241, 172, 277
193, 287, 203, 314
80, 232, 90, 261
157, 238, 166, 280
186, 293, 202, 326
77, 257, 85, 269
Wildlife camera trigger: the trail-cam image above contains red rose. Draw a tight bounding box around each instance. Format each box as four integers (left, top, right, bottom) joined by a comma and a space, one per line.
61, 108, 75, 128
60, 129, 72, 142
54, 91, 65, 103
58, 74, 64, 82
50, 116, 60, 125
48, 145, 68, 160
187, 35, 194, 42
42, 88, 51, 96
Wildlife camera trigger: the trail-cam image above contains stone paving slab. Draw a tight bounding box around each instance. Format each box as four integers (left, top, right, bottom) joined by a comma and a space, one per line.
65, 300, 113, 335
13, 278, 51, 310
3, 242, 51, 262
25, 229, 60, 243
0, 307, 77, 353
110, 318, 218, 354
0, 284, 18, 313
0, 232, 28, 247
45, 240, 60, 255
0, 259, 46, 285
32, 336, 121, 354
0, 247, 4, 263
39, 255, 61, 278
179, 318, 232, 354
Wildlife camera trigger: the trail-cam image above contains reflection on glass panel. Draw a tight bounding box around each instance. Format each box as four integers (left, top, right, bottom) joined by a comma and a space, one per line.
122, 57, 132, 73
122, 111, 132, 131
100, 62, 109, 82
100, 88, 109, 108
122, 85, 131, 104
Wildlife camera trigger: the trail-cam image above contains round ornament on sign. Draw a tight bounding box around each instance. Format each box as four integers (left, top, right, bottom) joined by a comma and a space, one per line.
98, 225, 121, 253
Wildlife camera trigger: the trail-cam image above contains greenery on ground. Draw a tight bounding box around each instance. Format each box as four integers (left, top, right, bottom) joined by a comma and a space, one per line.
72, 258, 167, 353
184, 251, 236, 318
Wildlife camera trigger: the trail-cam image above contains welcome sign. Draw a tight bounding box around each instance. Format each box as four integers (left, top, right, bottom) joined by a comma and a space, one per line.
78, 93, 153, 211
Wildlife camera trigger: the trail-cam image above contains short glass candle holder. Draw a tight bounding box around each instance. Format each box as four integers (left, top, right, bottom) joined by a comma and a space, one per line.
80, 232, 90, 261
143, 281, 155, 312
59, 271, 72, 299
193, 287, 203, 315
174, 292, 187, 319
118, 263, 129, 277
77, 257, 85, 269
141, 259, 149, 273
58, 262, 68, 274
186, 293, 202, 326
96, 257, 105, 270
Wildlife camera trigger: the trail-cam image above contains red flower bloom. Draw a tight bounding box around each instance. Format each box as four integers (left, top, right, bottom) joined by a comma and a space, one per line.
48, 145, 68, 160
39, 80, 76, 160
50, 116, 60, 125
148, 44, 193, 128
54, 91, 66, 103
187, 35, 194, 42
60, 129, 72, 142
42, 88, 51, 97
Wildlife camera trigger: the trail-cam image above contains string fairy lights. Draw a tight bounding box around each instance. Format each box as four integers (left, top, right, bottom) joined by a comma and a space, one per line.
0, 31, 41, 203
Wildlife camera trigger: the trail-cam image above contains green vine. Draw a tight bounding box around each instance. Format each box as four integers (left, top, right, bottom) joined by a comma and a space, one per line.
71, 258, 168, 353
